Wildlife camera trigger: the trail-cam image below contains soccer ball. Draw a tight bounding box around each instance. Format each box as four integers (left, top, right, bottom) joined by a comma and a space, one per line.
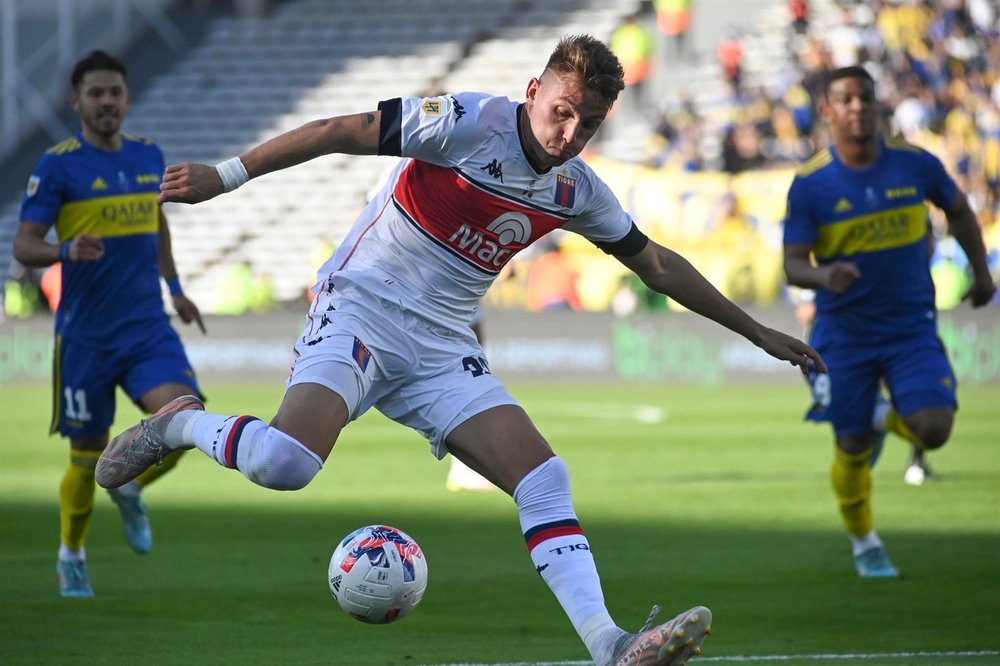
328, 524, 428, 624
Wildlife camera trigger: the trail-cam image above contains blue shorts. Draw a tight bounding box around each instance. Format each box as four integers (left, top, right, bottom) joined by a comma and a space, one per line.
805, 334, 957, 436
51, 326, 202, 438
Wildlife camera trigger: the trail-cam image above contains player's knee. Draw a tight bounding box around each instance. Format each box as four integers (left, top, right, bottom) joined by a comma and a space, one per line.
910, 411, 953, 450
244, 428, 323, 490
917, 424, 951, 450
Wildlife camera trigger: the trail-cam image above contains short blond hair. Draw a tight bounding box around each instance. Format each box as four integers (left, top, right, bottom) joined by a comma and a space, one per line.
543, 34, 625, 107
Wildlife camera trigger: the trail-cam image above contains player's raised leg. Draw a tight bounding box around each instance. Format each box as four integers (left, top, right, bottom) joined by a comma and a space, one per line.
97, 383, 346, 491
446, 405, 711, 666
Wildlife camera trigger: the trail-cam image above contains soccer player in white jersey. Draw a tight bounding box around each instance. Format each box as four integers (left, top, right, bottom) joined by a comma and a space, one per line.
97, 35, 825, 666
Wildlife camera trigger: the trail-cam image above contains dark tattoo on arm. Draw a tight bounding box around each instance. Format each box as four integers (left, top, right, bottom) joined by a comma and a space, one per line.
362, 112, 376, 129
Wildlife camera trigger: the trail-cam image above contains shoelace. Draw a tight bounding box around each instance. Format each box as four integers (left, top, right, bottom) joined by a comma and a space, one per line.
611, 604, 664, 664
125, 419, 166, 467
639, 605, 662, 633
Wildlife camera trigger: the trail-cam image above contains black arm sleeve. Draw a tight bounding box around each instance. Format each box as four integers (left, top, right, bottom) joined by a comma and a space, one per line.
377, 98, 403, 156
592, 222, 649, 257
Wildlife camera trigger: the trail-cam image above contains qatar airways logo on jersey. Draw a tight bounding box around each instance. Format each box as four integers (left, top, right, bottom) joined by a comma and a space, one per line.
448, 212, 532, 269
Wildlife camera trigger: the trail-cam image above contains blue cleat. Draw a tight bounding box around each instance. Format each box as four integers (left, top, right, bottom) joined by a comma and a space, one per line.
57, 560, 94, 598
854, 546, 899, 578
108, 488, 153, 555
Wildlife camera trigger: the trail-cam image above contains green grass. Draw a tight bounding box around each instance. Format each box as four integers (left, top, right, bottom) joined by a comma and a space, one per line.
1, 381, 998, 665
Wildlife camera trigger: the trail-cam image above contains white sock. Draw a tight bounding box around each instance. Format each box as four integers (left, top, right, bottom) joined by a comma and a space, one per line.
58, 544, 85, 562
514, 457, 621, 665
850, 529, 883, 556
236, 427, 322, 490
180, 412, 323, 490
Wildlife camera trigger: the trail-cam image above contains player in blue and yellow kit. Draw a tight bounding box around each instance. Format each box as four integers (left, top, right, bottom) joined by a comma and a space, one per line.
783, 66, 995, 578
12, 51, 206, 597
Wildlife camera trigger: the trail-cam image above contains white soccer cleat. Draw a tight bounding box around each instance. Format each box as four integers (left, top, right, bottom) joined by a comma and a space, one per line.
96, 395, 203, 489
612, 605, 712, 665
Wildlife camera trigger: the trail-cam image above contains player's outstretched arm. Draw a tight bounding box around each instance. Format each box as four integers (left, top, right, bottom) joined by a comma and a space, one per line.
617, 239, 826, 374
946, 192, 996, 307
157, 209, 206, 334
158, 111, 382, 205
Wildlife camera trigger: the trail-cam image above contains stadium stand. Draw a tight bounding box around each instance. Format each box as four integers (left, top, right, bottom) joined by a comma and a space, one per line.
0, 0, 643, 311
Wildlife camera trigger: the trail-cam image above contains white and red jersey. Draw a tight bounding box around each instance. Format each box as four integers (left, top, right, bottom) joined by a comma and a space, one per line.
317, 92, 640, 331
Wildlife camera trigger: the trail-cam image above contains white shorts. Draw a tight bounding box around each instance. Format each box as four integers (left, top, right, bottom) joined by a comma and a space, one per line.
288, 280, 517, 459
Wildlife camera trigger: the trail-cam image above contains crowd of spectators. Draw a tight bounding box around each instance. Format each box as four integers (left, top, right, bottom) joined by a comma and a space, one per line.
631, 0, 1000, 308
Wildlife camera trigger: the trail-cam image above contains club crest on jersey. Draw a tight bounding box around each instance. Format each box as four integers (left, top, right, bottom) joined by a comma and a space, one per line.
26, 175, 40, 197
421, 99, 443, 116
555, 174, 576, 208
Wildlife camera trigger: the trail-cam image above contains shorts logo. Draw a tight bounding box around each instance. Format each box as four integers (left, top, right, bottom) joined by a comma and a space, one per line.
26, 175, 40, 197
555, 174, 576, 208
352, 336, 371, 371
421, 99, 442, 116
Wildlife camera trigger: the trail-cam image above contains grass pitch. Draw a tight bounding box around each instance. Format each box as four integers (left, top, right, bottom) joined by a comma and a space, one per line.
1, 381, 998, 665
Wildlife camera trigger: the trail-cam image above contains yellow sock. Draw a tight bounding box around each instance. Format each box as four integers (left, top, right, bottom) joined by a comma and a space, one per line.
60, 450, 100, 551
831, 447, 873, 538
134, 449, 186, 488
885, 409, 922, 447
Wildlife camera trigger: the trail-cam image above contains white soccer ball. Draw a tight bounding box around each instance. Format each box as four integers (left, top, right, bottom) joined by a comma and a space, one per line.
328, 524, 428, 624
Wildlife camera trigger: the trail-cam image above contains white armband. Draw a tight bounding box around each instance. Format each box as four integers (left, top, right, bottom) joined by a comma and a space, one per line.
216, 157, 249, 193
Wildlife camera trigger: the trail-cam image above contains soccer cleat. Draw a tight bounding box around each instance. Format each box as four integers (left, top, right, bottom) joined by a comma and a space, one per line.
854, 546, 899, 578
96, 395, 204, 489
904, 449, 932, 486
107, 488, 152, 555
612, 604, 712, 665
57, 560, 94, 598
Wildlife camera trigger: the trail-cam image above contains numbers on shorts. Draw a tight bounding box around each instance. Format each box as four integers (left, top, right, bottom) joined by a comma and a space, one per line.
63, 387, 93, 422
462, 356, 492, 377
811, 373, 832, 408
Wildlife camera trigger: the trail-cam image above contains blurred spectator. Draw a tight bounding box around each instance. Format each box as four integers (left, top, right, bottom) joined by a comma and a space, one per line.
610, 13, 655, 113
525, 240, 581, 312
717, 30, 744, 96
789, 0, 810, 36
721, 123, 765, 174
655, 0, 692, 62
40, 263, 62, 312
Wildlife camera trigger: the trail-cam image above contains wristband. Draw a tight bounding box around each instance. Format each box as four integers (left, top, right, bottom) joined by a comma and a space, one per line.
166, 276, 183, 297
215, 156, 249, 193
59, 241, 71, 262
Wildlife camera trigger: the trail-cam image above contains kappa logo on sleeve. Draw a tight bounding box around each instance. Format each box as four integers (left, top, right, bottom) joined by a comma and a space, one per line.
450, 95, 466, 120
26, 175, 40, 197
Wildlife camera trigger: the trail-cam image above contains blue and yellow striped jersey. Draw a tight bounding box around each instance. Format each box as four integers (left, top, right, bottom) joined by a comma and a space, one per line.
783, 138, 957, 339
20, 132, 168, 346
